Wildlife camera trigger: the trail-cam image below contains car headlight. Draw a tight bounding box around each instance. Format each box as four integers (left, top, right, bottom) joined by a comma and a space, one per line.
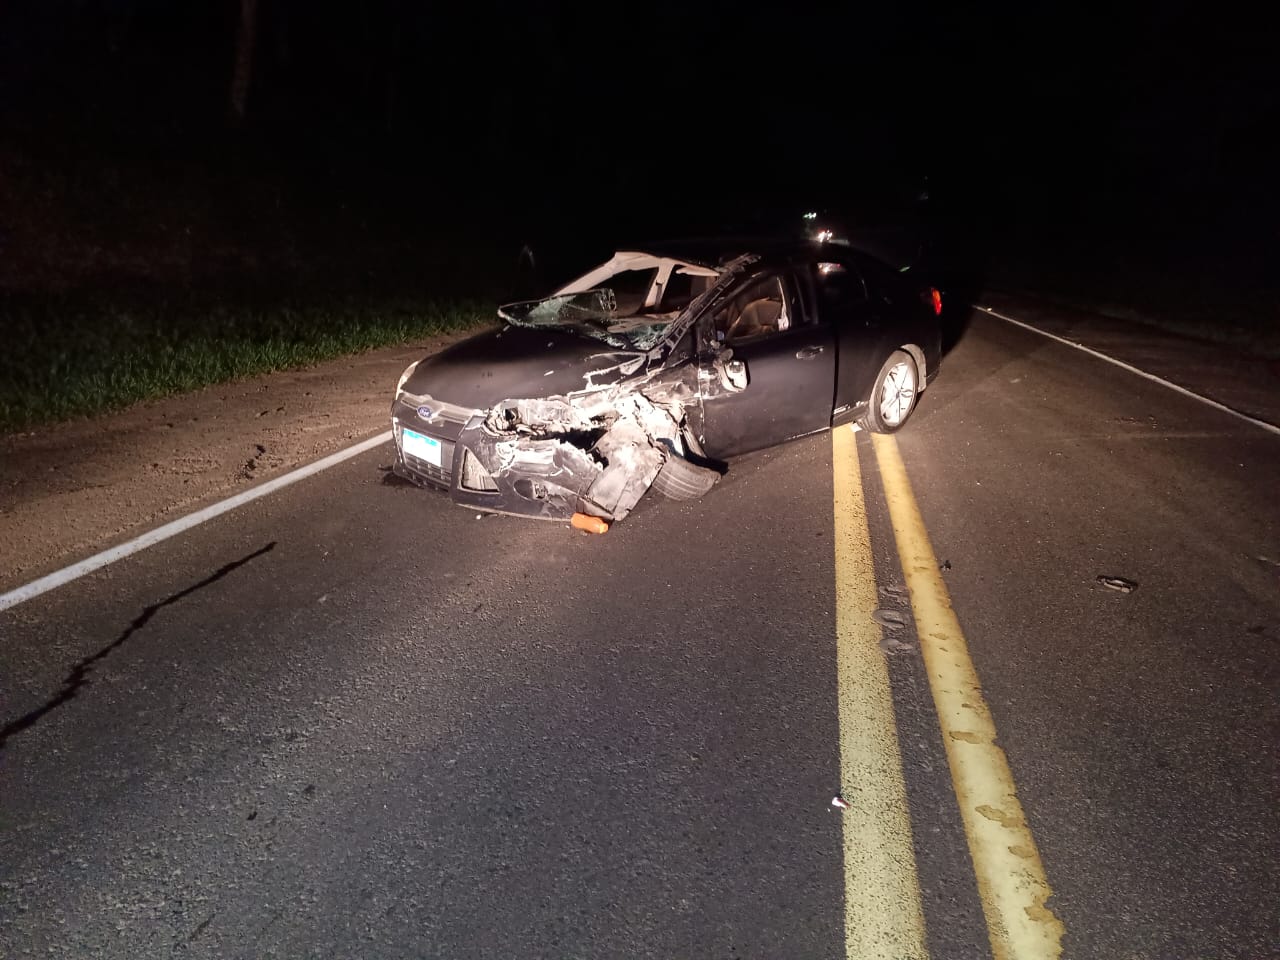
396, 360, 420, 393
459, 448, 499, 492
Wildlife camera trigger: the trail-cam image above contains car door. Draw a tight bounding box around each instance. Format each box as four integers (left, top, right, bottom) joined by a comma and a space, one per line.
814, 257, 892, 423
696, 269, 836, 460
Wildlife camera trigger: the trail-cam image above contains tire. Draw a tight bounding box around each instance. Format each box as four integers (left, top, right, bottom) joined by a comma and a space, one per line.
651, 452, 720, 501
858, 349, 920, 433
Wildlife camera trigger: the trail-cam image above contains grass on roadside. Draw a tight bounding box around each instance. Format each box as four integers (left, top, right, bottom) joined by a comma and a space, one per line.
0, 295, 495, 434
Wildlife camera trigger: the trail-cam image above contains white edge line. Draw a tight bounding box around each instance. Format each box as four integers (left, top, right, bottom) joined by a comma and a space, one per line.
976, 305, 1280, 438
0, 430, 393, 613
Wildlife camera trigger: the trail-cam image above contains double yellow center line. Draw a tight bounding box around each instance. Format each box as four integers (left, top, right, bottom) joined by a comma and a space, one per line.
831, 426, 930, 959
831, 427, 1065, 960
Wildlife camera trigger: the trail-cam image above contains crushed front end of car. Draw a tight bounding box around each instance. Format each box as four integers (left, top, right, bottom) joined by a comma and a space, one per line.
393, 370, 703, 522
389, 252, 757, 522
451, 389, 676, 520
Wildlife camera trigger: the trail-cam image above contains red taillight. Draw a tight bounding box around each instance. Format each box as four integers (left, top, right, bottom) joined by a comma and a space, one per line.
929, 287, 942, 316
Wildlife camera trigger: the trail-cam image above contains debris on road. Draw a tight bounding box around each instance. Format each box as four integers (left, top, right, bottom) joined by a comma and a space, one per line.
880, 633, 915, 655
878, 582, 909, 603
872, 608, 908, 630
831, 795, 851, 811
940, 559, 952, 571
571, 513, 609, 534
1097, 575, 1138, 594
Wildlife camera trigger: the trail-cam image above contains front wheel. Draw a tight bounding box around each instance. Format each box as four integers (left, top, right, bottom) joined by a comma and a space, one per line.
858, 350, 919, 433
650, 452, 720, 501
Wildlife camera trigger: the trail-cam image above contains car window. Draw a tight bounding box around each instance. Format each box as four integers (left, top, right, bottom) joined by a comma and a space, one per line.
853, 255, 904, 306
657, 268, 710, 313
709, 274, 793, 344
596, 267, 657, 315
814, 261, 869, 319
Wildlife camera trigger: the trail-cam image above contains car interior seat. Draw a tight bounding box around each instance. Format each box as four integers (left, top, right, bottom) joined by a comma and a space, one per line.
728, 296, 783, 340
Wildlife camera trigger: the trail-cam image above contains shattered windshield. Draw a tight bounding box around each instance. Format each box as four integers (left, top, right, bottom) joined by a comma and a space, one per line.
497, 288, 676, 351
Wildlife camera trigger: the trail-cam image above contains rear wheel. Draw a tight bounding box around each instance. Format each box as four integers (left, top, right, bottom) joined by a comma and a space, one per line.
858, 350, 919, 433
650, 452, 720, 501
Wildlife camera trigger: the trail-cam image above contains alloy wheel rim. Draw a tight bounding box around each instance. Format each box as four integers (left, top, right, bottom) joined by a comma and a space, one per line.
880, 362, 916, 426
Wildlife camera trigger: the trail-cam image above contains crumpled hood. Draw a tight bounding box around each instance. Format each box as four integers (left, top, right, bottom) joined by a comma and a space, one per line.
402, 326, 646, 410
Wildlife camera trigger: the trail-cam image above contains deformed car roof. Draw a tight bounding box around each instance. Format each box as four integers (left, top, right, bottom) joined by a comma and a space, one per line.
622, 234, 916, 271
499, 236, 915, 360
623, 236, 827, 268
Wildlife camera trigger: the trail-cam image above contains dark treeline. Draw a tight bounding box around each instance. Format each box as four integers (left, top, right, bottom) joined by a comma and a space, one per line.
1, 1, 1275, 289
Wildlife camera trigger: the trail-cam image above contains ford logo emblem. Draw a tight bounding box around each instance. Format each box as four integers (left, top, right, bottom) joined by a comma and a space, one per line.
416, 405, 434, 421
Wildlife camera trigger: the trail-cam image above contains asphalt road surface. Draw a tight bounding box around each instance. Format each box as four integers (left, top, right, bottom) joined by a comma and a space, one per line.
2, 308, 1278, 959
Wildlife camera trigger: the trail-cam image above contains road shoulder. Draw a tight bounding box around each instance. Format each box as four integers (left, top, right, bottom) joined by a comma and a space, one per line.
980, 290, 1280, 430
0, 330, 478, 592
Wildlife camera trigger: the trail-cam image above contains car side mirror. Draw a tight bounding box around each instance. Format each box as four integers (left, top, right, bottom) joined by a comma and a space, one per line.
721, 357, 748, 392
700, 342, 748, 394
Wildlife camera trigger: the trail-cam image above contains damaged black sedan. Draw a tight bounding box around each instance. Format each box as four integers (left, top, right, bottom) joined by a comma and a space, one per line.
390, 239, 942, 522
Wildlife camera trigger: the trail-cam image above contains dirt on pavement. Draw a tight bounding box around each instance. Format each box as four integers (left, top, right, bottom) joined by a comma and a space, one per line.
0, 330, 481, 593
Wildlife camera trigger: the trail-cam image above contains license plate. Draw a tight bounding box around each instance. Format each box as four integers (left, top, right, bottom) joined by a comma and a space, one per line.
401, 427, 442, 467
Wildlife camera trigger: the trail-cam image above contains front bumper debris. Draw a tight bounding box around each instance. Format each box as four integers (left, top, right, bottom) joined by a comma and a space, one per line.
392, 375, 698, 523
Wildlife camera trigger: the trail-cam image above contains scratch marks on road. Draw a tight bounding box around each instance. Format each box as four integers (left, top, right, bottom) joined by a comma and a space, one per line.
0, 542, 277, 752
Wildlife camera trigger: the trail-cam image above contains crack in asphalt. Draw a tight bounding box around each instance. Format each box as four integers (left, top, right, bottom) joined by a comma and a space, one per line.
0, 542, 277, 752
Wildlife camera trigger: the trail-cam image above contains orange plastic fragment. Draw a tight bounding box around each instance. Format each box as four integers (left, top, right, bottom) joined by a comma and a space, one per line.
571, 513, 609, 534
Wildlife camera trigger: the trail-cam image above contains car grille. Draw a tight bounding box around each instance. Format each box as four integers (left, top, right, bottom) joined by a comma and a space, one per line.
396, 392, 476, 427
394, 421, 454, 488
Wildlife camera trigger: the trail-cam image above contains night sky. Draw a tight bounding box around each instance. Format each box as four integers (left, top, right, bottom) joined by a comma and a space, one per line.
1, 1, 1276, 280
